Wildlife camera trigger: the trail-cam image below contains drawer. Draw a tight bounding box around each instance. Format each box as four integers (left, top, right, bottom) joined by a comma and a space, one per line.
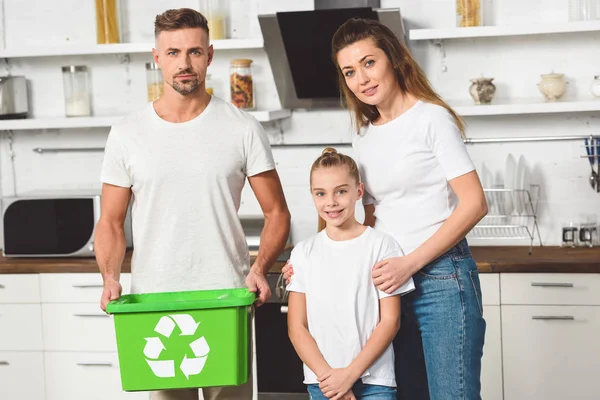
479, 273, 500, 306
0, 304, 44, 351
42, 303, 117, 352
0, 352, 45, 400
40, 273, 132, 303
501, 273, 600, 305
44, 352, 148, 400
0, 274, 40, 303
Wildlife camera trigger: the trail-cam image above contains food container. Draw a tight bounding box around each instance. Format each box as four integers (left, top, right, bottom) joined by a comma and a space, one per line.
146, 62, 163, 102
205, 73, 214, 96
62, 66, 91, 117
95, 0, 121, 44
469, 77, 496, 104
107, 288, 255, 391
205, 0, 227, 40
591, 76, 600, 98
456, 0, 483, 27
537, 73, 567, 101
230, 59, 254, 110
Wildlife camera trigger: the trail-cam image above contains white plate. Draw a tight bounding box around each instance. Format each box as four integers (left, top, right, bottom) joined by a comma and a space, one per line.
504, 154, 517, 215
518, 156, 532, 214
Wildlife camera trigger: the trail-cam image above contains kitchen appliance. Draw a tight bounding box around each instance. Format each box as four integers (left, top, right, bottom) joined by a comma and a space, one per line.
258, 2, 406, 110
2, 191, 132, 257
0, 75, 29, 119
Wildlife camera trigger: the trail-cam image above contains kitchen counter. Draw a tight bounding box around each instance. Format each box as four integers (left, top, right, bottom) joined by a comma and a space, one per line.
0, 246, 598, 274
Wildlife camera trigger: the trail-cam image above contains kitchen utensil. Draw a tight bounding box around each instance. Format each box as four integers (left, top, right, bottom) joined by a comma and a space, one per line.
0, 76, 29, 119
585, 138, 597, 190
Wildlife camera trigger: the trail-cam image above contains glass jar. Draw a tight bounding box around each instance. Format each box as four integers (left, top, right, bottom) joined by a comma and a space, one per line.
95, 0, 120, 44
204, 0, 228, 40
591, 76, 600, 98
230, 59, 254, 110
456, 0, 483, 27
146, 62, 163, 102
62, 66, 91, 117
205, 73, 214, 96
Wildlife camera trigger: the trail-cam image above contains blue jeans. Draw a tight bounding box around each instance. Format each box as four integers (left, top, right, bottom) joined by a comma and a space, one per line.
308, 381, 396, 399
394, 238, 486, 400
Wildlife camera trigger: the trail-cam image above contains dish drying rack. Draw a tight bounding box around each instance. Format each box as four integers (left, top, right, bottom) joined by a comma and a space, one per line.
468, 185, 542, 254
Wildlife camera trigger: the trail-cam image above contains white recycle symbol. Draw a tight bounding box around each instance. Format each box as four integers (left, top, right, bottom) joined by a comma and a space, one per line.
144, 314, 210, 380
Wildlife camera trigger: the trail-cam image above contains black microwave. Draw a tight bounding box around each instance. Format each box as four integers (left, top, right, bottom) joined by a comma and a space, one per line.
2, 192, 132, 257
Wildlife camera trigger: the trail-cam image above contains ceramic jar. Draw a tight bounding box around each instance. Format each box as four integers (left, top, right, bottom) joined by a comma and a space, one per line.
537, 73, 567, 101
469, 77, 496, 104
591, 76, 600, 98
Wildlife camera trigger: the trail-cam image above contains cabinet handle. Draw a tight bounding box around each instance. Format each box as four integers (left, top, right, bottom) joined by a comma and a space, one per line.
280, 306, 288, 314
73, 313, 110, 318
531, 282, 574, 288
532, 315, 575, 321
72, 284, 103, 288
0, 361, 9, 366
76, 362, 113, 367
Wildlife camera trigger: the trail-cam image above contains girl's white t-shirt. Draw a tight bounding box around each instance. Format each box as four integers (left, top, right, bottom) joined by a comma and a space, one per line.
352, 101, 475, 255
286, 227, 415, 387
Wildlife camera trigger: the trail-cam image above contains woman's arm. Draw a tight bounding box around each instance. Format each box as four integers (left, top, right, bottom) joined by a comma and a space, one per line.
373, 170, 487, 293
287, 291, 331, 379
319, 296, 401, 398
363, 204, 376, 227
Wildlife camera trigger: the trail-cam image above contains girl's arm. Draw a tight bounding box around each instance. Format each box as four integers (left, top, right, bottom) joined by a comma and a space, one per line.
318, 296, 401, 398
287, 291, 331, 379
363, 204, 376, 227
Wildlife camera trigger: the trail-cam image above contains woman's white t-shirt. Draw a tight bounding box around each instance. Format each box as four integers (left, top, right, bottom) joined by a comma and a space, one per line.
352, 101, 475, 255
286, 227, 415, 387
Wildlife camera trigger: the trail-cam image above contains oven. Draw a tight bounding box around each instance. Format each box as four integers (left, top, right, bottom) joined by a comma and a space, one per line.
255, 273, 308, 399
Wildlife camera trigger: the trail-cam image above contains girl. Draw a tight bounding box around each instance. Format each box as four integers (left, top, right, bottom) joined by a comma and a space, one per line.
286, 148, 414, 400
285, 18, 489, 400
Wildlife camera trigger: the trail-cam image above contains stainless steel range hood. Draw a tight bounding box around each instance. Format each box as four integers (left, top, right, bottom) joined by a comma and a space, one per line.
258, 5, 406, 110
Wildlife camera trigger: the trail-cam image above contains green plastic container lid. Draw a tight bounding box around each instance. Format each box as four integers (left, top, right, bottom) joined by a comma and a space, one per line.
106, 288, 256, 314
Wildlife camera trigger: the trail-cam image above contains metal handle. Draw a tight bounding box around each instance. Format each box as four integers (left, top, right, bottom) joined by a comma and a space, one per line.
73, 313, 109, 318
532, 315, 575, 321
72, 284, 103, 288
531, 282, 574, 288
76, 362, 113, 367
0, 361, 9, 366
280, 306, 288, 314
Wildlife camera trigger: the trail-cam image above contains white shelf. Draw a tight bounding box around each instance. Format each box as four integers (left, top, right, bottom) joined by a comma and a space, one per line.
410, 20, 600, 41
0, 109, 291, 130
449, 97, 600, 116
0, 39, 264, 58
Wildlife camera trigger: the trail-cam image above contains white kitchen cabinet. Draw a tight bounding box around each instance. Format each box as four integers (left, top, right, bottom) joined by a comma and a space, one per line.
44, 352, 149, 400
501, 273, 600, 306
0, 274, 41, 303
0, 304, 44, 351
502, 305, 600, 400
0, 351, 46, 400
40, 272, 132, 303
479, 274, 503, 400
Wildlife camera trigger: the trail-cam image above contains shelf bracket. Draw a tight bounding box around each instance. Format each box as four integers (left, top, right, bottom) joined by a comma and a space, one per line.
431, 39, 447, 73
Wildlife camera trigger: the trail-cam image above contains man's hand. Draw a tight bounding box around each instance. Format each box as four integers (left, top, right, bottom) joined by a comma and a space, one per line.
318, 368, 357, 400
101, 279, 122, 312
245, 269, 271, 307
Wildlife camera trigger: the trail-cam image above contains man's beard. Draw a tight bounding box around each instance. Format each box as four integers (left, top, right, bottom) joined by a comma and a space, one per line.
171, 70, 200, 95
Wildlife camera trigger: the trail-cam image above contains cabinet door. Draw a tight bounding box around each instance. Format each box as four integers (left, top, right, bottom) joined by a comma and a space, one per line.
44, 352, 148, 400
481, 305, 503, 400
0, 304, 44, 351
502, 305, 600, 400
0, 352, 45, 400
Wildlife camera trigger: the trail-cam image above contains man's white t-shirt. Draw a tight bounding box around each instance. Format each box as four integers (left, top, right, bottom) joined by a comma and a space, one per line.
286, 227, 415, 387
100, 96, 275, 294
352, 101, 475, 255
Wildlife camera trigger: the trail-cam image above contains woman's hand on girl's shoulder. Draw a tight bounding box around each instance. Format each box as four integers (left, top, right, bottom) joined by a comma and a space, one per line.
372, 255, 420, 294
282, 259, 294, 285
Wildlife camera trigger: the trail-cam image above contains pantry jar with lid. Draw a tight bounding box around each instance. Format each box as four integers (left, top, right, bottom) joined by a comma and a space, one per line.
202, 0, 228, 39
95, 0, 121, 43
62, 65, 91, 117
230, 59, 254, 110
146, 62, 163, 102
456, 0, 483, 27
205, 73, 214, 96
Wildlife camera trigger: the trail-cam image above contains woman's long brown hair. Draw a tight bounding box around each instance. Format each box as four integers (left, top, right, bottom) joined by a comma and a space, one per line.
331, 18, 465, 136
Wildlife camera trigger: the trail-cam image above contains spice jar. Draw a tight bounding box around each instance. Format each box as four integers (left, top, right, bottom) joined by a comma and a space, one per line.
456, 0, 483, 27
95, 0, 121, 44
146, 62, 163, 102
62, 66, 91, 117
230, 59, 254, 110
205, 73, 214, 96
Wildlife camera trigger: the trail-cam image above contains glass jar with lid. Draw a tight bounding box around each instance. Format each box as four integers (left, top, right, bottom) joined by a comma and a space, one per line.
203, 0, 228, 40
456, 0, 483, 27
146, 62, 163, 102
62, 65, 91, 117
95, 0, 121, 43
230, 59, 254, 110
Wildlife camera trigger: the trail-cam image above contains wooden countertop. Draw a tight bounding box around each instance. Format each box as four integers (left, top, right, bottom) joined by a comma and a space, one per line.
0, 246, 598, 274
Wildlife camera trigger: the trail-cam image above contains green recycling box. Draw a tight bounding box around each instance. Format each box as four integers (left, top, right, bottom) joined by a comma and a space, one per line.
106, 288, 255, 391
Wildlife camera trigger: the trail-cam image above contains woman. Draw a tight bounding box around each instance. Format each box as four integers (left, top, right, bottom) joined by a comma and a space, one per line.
284, 18, 488, 400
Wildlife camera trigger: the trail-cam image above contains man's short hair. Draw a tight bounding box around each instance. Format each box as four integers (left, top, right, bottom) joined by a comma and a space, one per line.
154, 8, 209, 38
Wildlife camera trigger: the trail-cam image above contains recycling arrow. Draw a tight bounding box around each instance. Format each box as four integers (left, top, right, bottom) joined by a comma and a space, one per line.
180, 354, 208, 379
143, 337, 165, 359
147, 359, 175, 378
170, 314, 200, 336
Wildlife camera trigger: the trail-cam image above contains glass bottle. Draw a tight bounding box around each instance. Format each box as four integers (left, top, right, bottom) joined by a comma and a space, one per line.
205, 73, 214, 96
456, 0, 483, 27
230, 59, 254, 110
146, 62, 163, 102
95, 0, 121, 44
204, 0, 228, 40
62, 66, 91, 117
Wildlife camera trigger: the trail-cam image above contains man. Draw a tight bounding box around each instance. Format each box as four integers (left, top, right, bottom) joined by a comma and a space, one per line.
95, 8, 291, 400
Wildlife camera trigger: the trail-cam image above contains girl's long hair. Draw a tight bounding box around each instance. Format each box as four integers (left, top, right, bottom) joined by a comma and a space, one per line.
331, 18, 465, 136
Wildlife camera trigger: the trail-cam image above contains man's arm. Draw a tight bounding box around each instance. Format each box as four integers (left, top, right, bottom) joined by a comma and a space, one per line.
246, 169, 291, 305
95, 183, 132, 311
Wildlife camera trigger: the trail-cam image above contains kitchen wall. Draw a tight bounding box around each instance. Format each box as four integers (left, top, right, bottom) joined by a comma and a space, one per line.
0, 0, 599, 247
